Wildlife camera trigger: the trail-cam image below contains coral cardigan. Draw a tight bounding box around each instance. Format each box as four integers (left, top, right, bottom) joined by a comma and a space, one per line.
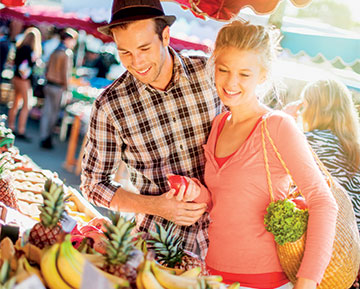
195, 110, 338, 284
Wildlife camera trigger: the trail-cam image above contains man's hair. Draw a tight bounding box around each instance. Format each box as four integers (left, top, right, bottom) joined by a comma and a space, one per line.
60, 28, 78, 41
111, 18, 168, 41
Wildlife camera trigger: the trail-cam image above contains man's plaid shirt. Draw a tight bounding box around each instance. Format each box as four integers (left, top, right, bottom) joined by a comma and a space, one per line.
81, 49, 222, 259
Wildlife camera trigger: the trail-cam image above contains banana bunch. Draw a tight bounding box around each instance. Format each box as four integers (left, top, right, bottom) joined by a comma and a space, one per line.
15, 255, 44, 284
136, 259, 240, 289
40, 234, 130, 289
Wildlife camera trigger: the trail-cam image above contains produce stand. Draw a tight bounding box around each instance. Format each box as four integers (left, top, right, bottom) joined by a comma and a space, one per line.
0, 116, 237, 289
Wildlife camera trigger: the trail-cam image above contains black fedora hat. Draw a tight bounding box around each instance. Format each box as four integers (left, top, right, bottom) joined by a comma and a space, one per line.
98, 0, 176, 36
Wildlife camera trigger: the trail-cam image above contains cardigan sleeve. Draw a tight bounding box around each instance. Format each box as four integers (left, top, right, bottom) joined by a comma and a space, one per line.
267, 112, 338, 284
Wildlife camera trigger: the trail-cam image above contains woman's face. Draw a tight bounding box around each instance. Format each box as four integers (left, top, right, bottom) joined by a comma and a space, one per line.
214, 47, 266, 108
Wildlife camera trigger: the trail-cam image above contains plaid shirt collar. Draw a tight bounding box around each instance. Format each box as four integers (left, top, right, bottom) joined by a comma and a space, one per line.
132, 47, 191, 97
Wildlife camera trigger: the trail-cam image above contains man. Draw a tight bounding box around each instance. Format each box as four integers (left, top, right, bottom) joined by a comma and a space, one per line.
39, 28, 78, 149
81, 0, 222, 259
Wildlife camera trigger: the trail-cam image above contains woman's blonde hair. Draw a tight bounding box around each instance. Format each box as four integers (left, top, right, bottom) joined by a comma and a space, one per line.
16, 27, 42, 58
209, 20, 282, 100
212, 20, 281, 72
301, 79, 360, 170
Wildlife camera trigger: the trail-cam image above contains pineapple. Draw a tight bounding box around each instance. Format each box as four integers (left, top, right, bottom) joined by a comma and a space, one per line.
0, 154, 18, 210
28, 178, 66, 249
102, 213, 144, 288
147, 222, 207, 275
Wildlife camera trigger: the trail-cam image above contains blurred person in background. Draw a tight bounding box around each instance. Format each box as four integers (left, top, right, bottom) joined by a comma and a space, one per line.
297, 79, 360, 227
0, 24, 10, 86
39, 28, 78, 149
285, 78, 360, 289
83, 48, 109, 78
284, 79, 360, 232
7, 27, 42, 142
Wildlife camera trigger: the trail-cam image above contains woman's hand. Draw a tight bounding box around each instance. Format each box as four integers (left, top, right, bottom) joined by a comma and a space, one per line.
293, 277, 317, 289
165, 175, 201, 202
283, 100, 303, 119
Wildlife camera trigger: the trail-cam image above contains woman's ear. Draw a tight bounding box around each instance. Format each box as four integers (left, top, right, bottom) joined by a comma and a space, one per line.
258, 69, 267, 84
162, 26, 170, 47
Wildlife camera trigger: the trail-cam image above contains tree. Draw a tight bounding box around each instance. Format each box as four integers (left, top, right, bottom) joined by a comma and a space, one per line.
296, 0, 353, 29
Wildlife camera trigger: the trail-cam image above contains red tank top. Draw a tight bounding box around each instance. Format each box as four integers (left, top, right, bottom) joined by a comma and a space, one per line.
215, 112, 263, 168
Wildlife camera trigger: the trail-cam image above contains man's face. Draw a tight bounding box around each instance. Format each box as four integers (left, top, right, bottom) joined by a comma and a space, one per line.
112, 19, 170, 87
64, 37, 77, 50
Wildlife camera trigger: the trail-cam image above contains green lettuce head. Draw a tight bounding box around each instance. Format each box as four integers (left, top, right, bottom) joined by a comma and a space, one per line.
264, 199, 309, 245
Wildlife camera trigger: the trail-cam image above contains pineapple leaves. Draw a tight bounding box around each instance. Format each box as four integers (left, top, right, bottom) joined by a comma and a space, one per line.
103, 213, 137, 266
40, 179, 66, 228
147, 222, 185, 268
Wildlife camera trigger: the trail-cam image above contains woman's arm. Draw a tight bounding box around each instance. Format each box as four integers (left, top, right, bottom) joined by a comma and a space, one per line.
268, 112, 338, 285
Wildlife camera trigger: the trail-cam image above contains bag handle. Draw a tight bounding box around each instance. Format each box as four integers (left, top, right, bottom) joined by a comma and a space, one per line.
261, 117, 335, 203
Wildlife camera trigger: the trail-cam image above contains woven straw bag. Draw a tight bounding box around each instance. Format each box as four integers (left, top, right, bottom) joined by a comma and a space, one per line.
261, 117, 360, 288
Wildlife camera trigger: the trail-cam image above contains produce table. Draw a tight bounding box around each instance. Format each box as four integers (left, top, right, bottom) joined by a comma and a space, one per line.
0, 121, 237, 289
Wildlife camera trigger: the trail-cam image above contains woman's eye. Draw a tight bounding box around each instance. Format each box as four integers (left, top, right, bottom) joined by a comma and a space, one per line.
240, 73, 250, 77
218, 68, 228, 73
141, 47, 150, 51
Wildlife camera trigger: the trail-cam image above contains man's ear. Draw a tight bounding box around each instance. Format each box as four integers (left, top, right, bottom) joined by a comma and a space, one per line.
162, 26, 170, 47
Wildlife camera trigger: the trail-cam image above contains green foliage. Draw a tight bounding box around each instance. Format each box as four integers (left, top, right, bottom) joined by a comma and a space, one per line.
264, 199, 309, 245
296, 0, 353, 29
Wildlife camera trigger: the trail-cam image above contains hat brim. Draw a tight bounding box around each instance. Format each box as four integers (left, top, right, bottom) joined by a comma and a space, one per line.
98, 15, 176, 37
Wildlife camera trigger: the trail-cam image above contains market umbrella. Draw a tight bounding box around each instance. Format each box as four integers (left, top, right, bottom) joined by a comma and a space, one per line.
171, 0, 312, 20
0, 4, 211, 52
0, 5, 112, 42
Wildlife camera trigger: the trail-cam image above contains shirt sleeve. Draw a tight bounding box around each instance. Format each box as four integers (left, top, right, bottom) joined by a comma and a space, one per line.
267, 113, 338, 284
80, 98, 123, 208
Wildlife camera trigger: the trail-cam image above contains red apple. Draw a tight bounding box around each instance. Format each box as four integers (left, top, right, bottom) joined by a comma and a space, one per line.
167, 175, 189, 196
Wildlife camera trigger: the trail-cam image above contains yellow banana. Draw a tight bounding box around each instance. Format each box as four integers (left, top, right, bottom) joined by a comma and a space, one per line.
142, 260, 164, 289
57, 236, 85, 288
22, 256, 45, 284
40, 243, 72, 289
98, 268, 130, 288
154, 262, 183, 275
151, 261, 198, 289
83, 253, 106, 267
57, 235, 129, 289
179, 267, 201, 278
204, 275, 223, 282
228, 282, 240, 289
136, 263, 145, 289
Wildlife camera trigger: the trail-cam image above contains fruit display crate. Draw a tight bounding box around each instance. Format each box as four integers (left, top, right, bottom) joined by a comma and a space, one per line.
1, 146, 102, 224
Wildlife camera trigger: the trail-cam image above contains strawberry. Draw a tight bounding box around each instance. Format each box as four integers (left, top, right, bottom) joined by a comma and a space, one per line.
167, 175, 189, 196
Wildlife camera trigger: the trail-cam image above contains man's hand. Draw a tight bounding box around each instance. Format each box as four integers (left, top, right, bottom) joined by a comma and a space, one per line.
157, 193, 207, 226
109, 187, 206, 226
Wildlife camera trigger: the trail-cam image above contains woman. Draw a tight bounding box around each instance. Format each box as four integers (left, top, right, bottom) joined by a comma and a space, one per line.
300, 79, 360, 231
8, 27, 42, 141
167, 20, 338, 289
